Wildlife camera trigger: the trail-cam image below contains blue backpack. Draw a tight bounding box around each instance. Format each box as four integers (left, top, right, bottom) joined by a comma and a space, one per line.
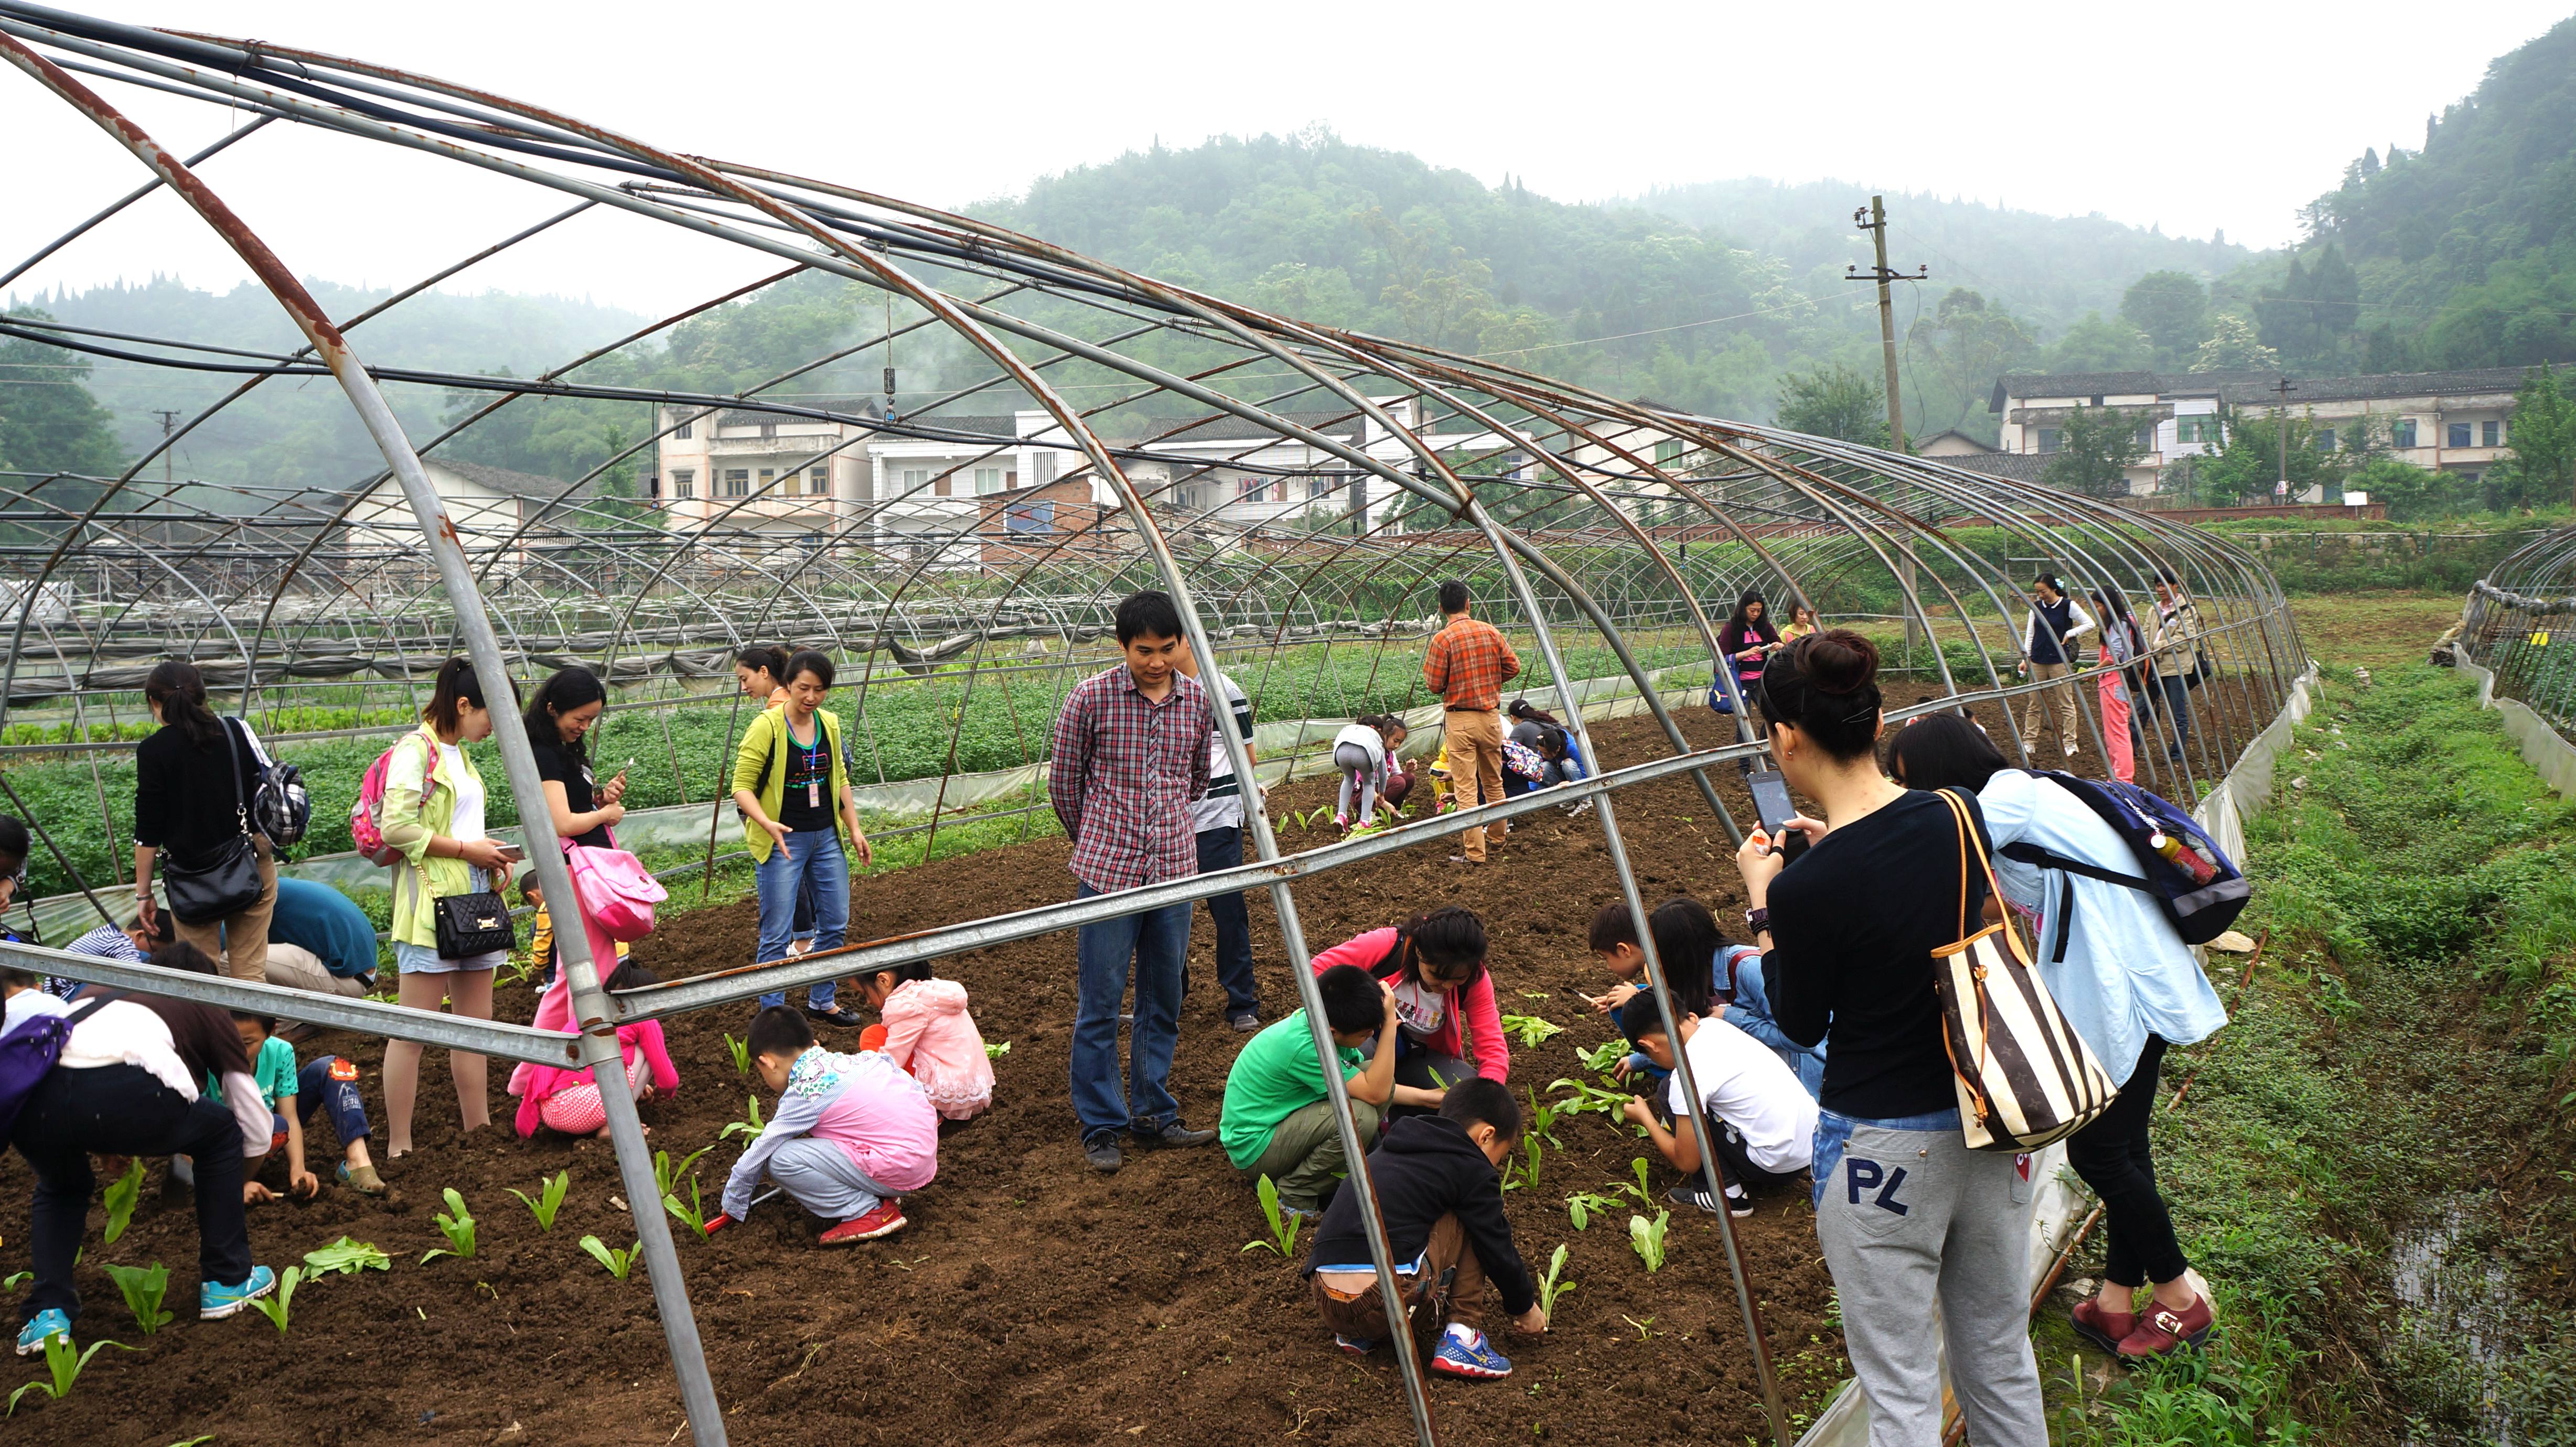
1999, 771, 2249, 947
1707, 668, 1736, 715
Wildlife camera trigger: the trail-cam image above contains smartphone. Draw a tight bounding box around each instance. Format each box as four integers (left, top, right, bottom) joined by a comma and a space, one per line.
494, 843, 527, 863
1745, 768, 1809, 866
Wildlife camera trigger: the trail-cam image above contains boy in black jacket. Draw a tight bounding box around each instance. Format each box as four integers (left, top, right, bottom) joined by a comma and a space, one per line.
1302, 1077, 1547, 1378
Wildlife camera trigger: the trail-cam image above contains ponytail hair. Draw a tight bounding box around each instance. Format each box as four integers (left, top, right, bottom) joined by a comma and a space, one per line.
1755, 629, 1883, 762
421, 656, 509, 733
1357, 713, 1405, 740
736, 644, 789, 683
1398, 905, 1487, 985
1506, 698, 1558, 725
144, 660, 224, 749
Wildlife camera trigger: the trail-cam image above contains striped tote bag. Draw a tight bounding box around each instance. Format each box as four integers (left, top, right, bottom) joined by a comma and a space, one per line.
1929, 788, 2118, 1151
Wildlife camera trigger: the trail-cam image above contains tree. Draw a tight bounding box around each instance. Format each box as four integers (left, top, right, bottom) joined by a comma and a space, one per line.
1908, 288, 2034, 434
2045, 311, 2152, 373
2255, 245, 2360, 365
2345, 455, 2462, 520
2041, 406, 2149, 498
2500, 363, 2576, 509
1773, 363, 1891, 447
2120, 271, 2209, 366
2191, 315, 2278, 371
0, 307, 127, 487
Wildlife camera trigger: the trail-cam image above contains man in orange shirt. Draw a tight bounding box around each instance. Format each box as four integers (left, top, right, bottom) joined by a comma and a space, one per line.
1421, 580, 1521, 865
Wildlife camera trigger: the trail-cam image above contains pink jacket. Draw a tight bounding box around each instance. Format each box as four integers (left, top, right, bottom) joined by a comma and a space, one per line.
721, 1048, 938, 1217
1309, 926, 1509, 1083
878, 978, 994, 1120
509, 1017, 679, 1139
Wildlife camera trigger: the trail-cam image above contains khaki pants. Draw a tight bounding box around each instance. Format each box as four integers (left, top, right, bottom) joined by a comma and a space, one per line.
1239, 1096, 1381, 1213
2019, 662, 2081, 754
263, 942, 368, 999
174, 838, 276, 985
1310, 1212, 1487, 1337
1444, 709, 1508, 862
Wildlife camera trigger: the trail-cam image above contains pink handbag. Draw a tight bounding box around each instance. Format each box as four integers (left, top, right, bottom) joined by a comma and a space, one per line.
563, 830, 667, 943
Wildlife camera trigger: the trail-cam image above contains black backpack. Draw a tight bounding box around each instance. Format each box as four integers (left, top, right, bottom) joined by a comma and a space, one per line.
2000, 771, 2249, 948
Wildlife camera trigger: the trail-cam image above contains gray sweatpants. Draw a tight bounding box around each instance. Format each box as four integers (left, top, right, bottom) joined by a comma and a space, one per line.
1812, 1112, 2047, 1447
766, 1138, 895, 1222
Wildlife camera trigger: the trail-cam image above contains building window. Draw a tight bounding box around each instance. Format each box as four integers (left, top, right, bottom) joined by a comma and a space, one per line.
809, 467, 830, 496
1032, 452, 1058, 487
672, 419, 693, 440
723, 469, 749, 498
900, 468, 930, 493
2134, 425, 2156, 450
2391, 418, 2418, 448
2313, 429, 2336, 453
2483, 419, 2503, 447
2448, 422, 2473, 449
757, 469, 776, 496
758, 421, 777, 440
1653, 439, 1682, 467
2176, 416, 2220, 446
1004, 500, 1055, 534
2037, 428, 2064, 453
1307, 475, 1333, 501
974, 466, 1005, 495
672, 469, 694, 500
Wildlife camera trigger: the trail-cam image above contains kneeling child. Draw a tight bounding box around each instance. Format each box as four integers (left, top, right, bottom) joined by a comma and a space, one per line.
720, 1006, 938, 1245
1220, 964, 1437, 1216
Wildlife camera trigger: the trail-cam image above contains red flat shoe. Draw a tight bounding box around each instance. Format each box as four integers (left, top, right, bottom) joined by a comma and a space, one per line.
820, 1201, 907, 1245
2118, 1294, 2213, 1359
2070, 1298, 2135, 1354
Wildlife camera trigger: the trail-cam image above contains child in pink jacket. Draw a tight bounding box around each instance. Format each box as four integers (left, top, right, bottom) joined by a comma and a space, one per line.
510, 961, 681, 1138
854, 961, 994, 1121
721, 1006, 938, 1245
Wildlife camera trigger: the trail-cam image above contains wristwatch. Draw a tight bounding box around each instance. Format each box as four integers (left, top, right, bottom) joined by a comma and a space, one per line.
1743, 906, 1770, 935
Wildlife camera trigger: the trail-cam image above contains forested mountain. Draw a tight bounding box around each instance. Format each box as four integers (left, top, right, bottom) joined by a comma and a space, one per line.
2246, 14, 2576, 374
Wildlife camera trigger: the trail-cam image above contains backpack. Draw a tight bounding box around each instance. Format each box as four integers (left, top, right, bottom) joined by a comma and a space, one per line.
350, 733, 439, 866
238, 719, 312, 849
1999, 770, 2249, 946
0, 992, 120, 1141
1500, 739, 1545, 782
1707, 667, 1736, 715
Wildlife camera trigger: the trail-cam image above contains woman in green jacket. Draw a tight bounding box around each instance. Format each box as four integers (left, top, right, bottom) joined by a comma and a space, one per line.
379, 658, 518, 1158
733, 650, 871, 1021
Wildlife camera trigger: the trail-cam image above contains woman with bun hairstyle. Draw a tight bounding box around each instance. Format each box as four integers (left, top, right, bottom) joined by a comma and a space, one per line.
1731, 630, 2047, 1446
1306, 906, 1506, 1113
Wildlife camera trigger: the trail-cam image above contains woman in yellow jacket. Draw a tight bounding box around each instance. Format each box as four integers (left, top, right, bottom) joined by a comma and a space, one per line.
378, 658, 517, 1158
733, 649, 872, 1021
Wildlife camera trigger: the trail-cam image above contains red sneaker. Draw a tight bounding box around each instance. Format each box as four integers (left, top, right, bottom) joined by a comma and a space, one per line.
820, 1202, 907, 1245
2070, 1298, 2135, 1354
2118, 1295, 2213, 1358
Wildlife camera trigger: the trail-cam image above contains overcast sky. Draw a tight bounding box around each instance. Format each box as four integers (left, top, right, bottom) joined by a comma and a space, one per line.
4, 0, 2569, 319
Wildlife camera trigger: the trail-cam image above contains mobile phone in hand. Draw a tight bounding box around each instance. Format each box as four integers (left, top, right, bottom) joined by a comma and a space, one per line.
1746, 768, 1809, 865
494, 843, 527, 863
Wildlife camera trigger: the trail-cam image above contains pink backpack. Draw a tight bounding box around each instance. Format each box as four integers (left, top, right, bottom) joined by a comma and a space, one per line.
350, 736, 437, 866
565, 833, 667, 943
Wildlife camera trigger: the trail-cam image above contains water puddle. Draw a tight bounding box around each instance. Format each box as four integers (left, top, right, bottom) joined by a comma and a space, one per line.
2389, 1194, 2521, 1444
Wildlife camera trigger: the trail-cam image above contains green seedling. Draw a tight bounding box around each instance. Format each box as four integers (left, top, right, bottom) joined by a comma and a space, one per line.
1536, 1244, 1577, 1315
1576, 1039, 1629, 1076
579, 1235, 640, 1280
100, 1157, 146, 1246
1623, 1313, 1656, 1341
422, 1188, 477, 1264
1425, 1065, 1452, 1089
303, 1237, 392, 1277
720, 1095, 766, 1142
4, 1271, 29, 1290
1522, 1088, 1563, 1150
1241, 1174, 1304, 1259
1502, 1133, 1543, 1193
1622, 1157, 1655, 1209
247, 1266, 300, 1337
7, 1333, 134, 1414
1547, 1078, 1629, 1117
722, 1032, 752, 1079
508, 1170, 570, 1232
1628, 1210, 1670, 1272
101, 1261, 174, 1335
663, 1174, 712, 1240
984, 1041, 1011, 1059
653, 1146, 711, 1198
1564, 1191, 1624, 1232
1498, 1013, 1562, 1049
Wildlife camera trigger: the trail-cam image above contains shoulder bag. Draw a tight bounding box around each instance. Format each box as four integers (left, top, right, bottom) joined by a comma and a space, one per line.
410, 756, 514, 959
162, 720, 264, 925
1928, 788, 2117, 1151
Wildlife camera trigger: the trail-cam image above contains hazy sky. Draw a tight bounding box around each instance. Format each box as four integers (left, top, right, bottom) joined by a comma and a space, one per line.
3, 0, 2568, 319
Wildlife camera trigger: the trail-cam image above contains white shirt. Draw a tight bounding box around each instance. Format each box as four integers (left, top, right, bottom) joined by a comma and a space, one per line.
4, 986, 68, 1035
1188, 673, 1254, 834
1331, 723, 1390, 782
1390, 974, 1448, 1040
437, 741, 484, 845
1665, 1017, 1818, 1174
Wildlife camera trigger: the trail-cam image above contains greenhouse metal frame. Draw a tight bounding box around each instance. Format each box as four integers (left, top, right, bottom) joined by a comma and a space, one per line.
0, 8, 2312, 1442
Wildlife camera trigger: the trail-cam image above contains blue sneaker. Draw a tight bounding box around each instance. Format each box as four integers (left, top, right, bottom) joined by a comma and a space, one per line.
15, 1309, 69, 1357
1430, 1329, 1512, 1379
199, 1266, 276, 1320
1334, 1333, 1374, 1355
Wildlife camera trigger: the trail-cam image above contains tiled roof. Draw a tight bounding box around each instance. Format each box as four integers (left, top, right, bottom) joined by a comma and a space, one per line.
1934, 451, 2051, 482
1992, 365, 2543, 412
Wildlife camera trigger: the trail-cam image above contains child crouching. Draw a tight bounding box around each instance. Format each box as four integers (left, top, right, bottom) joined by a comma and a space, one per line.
852, 961, 994, 1122
1220, 965, 1439, 1217
227, 1013, 386, 1198
510, 961, 680, 1139
721, 1005, 937, 1245
1303, 1078, 1546, 1379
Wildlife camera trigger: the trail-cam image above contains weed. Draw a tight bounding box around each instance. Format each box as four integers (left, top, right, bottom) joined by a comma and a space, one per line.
722, 1032, 750, 1079
7, 1333, 134, 1414
719, 1095, 766, 1142
303, 1237, 391, 1277
1622, 1314, 1656, 1341
663, 1174, 712, 1240
653, 1146, 711, 1197
579, 1235, 640, 1280
1564, 1191, 1624, 1232
246, 1267, 301, 1337
508, 1170, 570, 1232
1535, 1244, 1576, 1315
422, 1189, 477, 1264
101, 1262, 173, 1335
1499, 1013, 1563, 1049
1241, 1174, 1303, 1259
100, 1158, 145, 1247
1628, 1210, 1670, 1272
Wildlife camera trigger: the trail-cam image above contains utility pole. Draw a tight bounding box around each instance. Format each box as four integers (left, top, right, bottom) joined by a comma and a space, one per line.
2272, 376, 2297, 505
149, 408, 181, 483
1847, 197, 1929, 647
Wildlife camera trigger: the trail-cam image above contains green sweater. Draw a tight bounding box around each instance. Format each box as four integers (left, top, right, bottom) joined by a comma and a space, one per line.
731, 707, 854, 862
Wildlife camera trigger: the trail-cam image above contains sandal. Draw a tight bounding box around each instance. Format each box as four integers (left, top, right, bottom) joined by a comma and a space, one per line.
337, 1161, 387, 1196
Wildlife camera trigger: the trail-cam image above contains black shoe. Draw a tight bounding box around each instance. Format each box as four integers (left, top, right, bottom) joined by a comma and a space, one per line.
804, 1005, 864, 1029
1132, 1120, 1217, 1150
1083, 1132, 1123, 1172
1669, 1182, 1753, 1218
1228, 1011, 1261, 1033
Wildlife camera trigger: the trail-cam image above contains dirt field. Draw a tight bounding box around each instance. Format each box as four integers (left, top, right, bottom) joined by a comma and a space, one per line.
0, 674, 2262, 1446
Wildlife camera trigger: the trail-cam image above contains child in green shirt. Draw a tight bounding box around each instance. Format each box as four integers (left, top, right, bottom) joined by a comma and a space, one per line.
1219, 964, 1441, 1216
219, 1013, 385, 1200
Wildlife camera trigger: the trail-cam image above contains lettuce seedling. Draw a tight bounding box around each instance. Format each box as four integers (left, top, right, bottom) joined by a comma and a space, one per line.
1498, 1013, 1562, 1049
1576, 1039, 1629, 1076
1522, 1088, 1563, 1150
722, 1032, 751, 1080
1501, 1134, 1543, 1193
422, 1189, 477, 1264
718, 1095, 765, 1142
303, 1237, 391, 1277
653, 1146, 711, 1198
1536, 1244, 1577, 1315
508, 1170, 570, 1232
1564, 1191, 1623, 1232
1545, 1078, 1629, 1117
983, 1041, 1011, 1059
662, 1174, 711, 1240
100, 1158, 146, 1247
246, 1267, 300, 1337
101, 1261, 173, 1335
1628, 1210, 1670, 1272
1620, 1156, 1654, 1209
1239, 1174, 1302, 1259
579, 1235, 640, 1280
7, 1333, 134, 1414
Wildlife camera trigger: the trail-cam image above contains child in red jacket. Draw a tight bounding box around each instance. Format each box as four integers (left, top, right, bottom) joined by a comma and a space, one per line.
1306, 907, 1506, 1116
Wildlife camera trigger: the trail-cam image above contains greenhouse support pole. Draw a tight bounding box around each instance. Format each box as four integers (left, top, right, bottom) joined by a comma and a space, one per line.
0, 40, 729, 1446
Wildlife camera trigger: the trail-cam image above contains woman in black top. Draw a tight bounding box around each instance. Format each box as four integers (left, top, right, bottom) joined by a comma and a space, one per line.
132, 661, 276, 984
524, 667, 627, 851
1731, 631, 2046, 1446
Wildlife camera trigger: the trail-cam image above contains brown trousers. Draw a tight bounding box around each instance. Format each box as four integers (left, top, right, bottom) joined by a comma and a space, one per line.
1443, 710, 1508, 862
1309, 1212, 1487, 1338
173, 836, 277, 984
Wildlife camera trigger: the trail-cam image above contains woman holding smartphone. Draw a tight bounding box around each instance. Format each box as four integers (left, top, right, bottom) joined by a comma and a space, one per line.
379, 657, 517, 1158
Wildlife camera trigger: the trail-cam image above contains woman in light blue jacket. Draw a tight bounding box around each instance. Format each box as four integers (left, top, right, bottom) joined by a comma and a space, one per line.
1886, 715, 2227, 1363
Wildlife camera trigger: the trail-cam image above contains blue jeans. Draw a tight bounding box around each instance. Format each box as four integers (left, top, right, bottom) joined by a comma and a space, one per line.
1194, 827, 1258, 1016
2157, 675, 2193, 756
281, 1057, 372, 1148
756, 830, 849, 1011
1069, 884, 1191, 1138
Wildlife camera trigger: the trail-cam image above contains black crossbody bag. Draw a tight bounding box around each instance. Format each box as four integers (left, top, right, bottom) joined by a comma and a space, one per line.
162, 720, 263, 925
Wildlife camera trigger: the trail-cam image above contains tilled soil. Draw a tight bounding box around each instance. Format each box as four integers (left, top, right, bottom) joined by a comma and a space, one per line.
0, 686, 2224, 1446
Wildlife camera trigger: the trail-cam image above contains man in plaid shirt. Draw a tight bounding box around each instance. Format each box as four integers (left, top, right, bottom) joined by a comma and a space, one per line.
1422, 579, 1521, 864
1048, 590, 1220, 1171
